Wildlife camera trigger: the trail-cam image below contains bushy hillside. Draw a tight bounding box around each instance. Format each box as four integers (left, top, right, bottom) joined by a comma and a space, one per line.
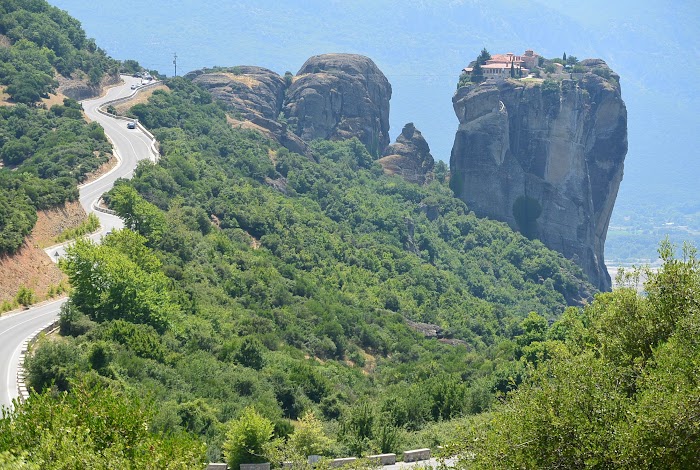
0, 0, 117, 255
0, 0, 117, 103
449, 242, 700, 468
14, 78, 595, 462
0, 99, 111, 254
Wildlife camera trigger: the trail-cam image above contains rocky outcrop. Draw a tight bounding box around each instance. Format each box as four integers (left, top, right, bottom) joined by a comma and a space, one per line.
188, 66, 286, 121
450, 62, 627, 291
283, 54, 392, 156
58, 72, 120, 101
188, 55, 393, 159
188, 67, 311, 157
378, 123, 435, 184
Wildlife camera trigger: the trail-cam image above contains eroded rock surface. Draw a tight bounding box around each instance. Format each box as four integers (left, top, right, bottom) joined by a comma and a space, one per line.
188, 66, 310, 157
378, 123, 435, 184
450, 62, 627, 291
58, 72, 120, 101
283, 54, 392, 156
188, 66, 286, 121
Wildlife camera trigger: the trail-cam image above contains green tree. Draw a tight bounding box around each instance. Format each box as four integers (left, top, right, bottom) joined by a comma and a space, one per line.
234, 337, 266, 371
477, 48, 491, 65
286, 411, 333, 458
457, 71, 470, 89
433, 160, 448, 183
471, 62, 484, 83
449, 243, 700, 469
60, 236, 176, 332
107, 184, 167, 243
15, 285, 36, 307
342, 402, 375, 456
516, 311, 548, 347
223, 407, 275, 469
0, 376, 205, 467
0, 451, 39, 470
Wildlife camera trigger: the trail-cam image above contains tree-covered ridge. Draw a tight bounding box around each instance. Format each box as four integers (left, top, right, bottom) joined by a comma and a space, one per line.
0, 99, 111, 253
11, 77, 597, 462
449, 241, 700, 469
0, 0, 120, 254
0, 0, 117, 103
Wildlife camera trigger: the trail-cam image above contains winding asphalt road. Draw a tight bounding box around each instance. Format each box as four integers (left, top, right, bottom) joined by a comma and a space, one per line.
0, 76, 158, 409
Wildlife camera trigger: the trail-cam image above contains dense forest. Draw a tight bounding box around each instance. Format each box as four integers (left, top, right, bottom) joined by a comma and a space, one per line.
0, 0, 121, 256
448, 242, 700, 468
0, 0, 117, 102
1, 2, 698, 469
0, 99, 111, 253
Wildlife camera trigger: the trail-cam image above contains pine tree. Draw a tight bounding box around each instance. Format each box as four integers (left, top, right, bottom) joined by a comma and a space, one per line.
472, 62, 484, 83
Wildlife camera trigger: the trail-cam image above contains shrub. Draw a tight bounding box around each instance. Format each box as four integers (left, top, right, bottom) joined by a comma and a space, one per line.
15, 285, 35, 307
223, 407, 274, 469
593, 67, 612, 80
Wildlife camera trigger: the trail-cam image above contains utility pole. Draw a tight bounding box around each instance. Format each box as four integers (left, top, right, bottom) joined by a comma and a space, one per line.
173, 52, 177, 77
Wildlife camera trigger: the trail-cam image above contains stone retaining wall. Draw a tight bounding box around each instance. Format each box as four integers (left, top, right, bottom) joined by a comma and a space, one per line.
403, 448, 431, 463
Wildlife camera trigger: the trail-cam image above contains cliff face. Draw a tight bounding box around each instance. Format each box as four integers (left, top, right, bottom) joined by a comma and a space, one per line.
450, 63, 627, 291
283, 54, 392, 156
378, 122, 435, 184
188, 66, 286, 121
187, 66, 310, 157
187, 54, 392, 159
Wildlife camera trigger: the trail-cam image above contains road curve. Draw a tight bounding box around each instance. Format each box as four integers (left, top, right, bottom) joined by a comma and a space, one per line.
0, 76, 158, 409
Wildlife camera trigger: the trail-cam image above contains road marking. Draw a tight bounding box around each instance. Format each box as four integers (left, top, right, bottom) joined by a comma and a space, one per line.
1, 76, 153, 408
1, 308, 61, 407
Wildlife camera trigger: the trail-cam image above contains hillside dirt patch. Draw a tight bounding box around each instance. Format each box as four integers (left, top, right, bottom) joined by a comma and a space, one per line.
114, 84, 169, 115
223, 73, 260, 88
226, 115, 275, 139
41, 91, 69, 108
0, 85, 13, 107
33, 200, 88, 247
0, 241, 65, 307
0, 201, 87, 305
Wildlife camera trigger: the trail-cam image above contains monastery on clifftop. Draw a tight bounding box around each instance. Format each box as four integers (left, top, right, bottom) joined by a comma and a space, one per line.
463, 49, 539, 80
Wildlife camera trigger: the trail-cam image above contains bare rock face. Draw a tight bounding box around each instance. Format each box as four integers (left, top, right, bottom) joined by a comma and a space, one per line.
187, 66, 310, 157
378, 123, 435, 184
58, 72, 120, 101
283, 54, 392, 156
188, 66, 286, 121
450, 63, 627, 291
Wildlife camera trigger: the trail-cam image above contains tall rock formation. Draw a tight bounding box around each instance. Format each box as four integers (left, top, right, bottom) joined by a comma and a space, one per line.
186, 66, 310, 157
450, 61, 627, 291
186, 55, 392, 158
283, 54, 392, 156
378, 122, 435, 184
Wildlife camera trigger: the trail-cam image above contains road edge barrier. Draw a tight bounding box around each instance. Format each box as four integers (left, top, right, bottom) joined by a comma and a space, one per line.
10, 79, 162, 405
95, 77, 162, 162
16, 319, 60, 403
